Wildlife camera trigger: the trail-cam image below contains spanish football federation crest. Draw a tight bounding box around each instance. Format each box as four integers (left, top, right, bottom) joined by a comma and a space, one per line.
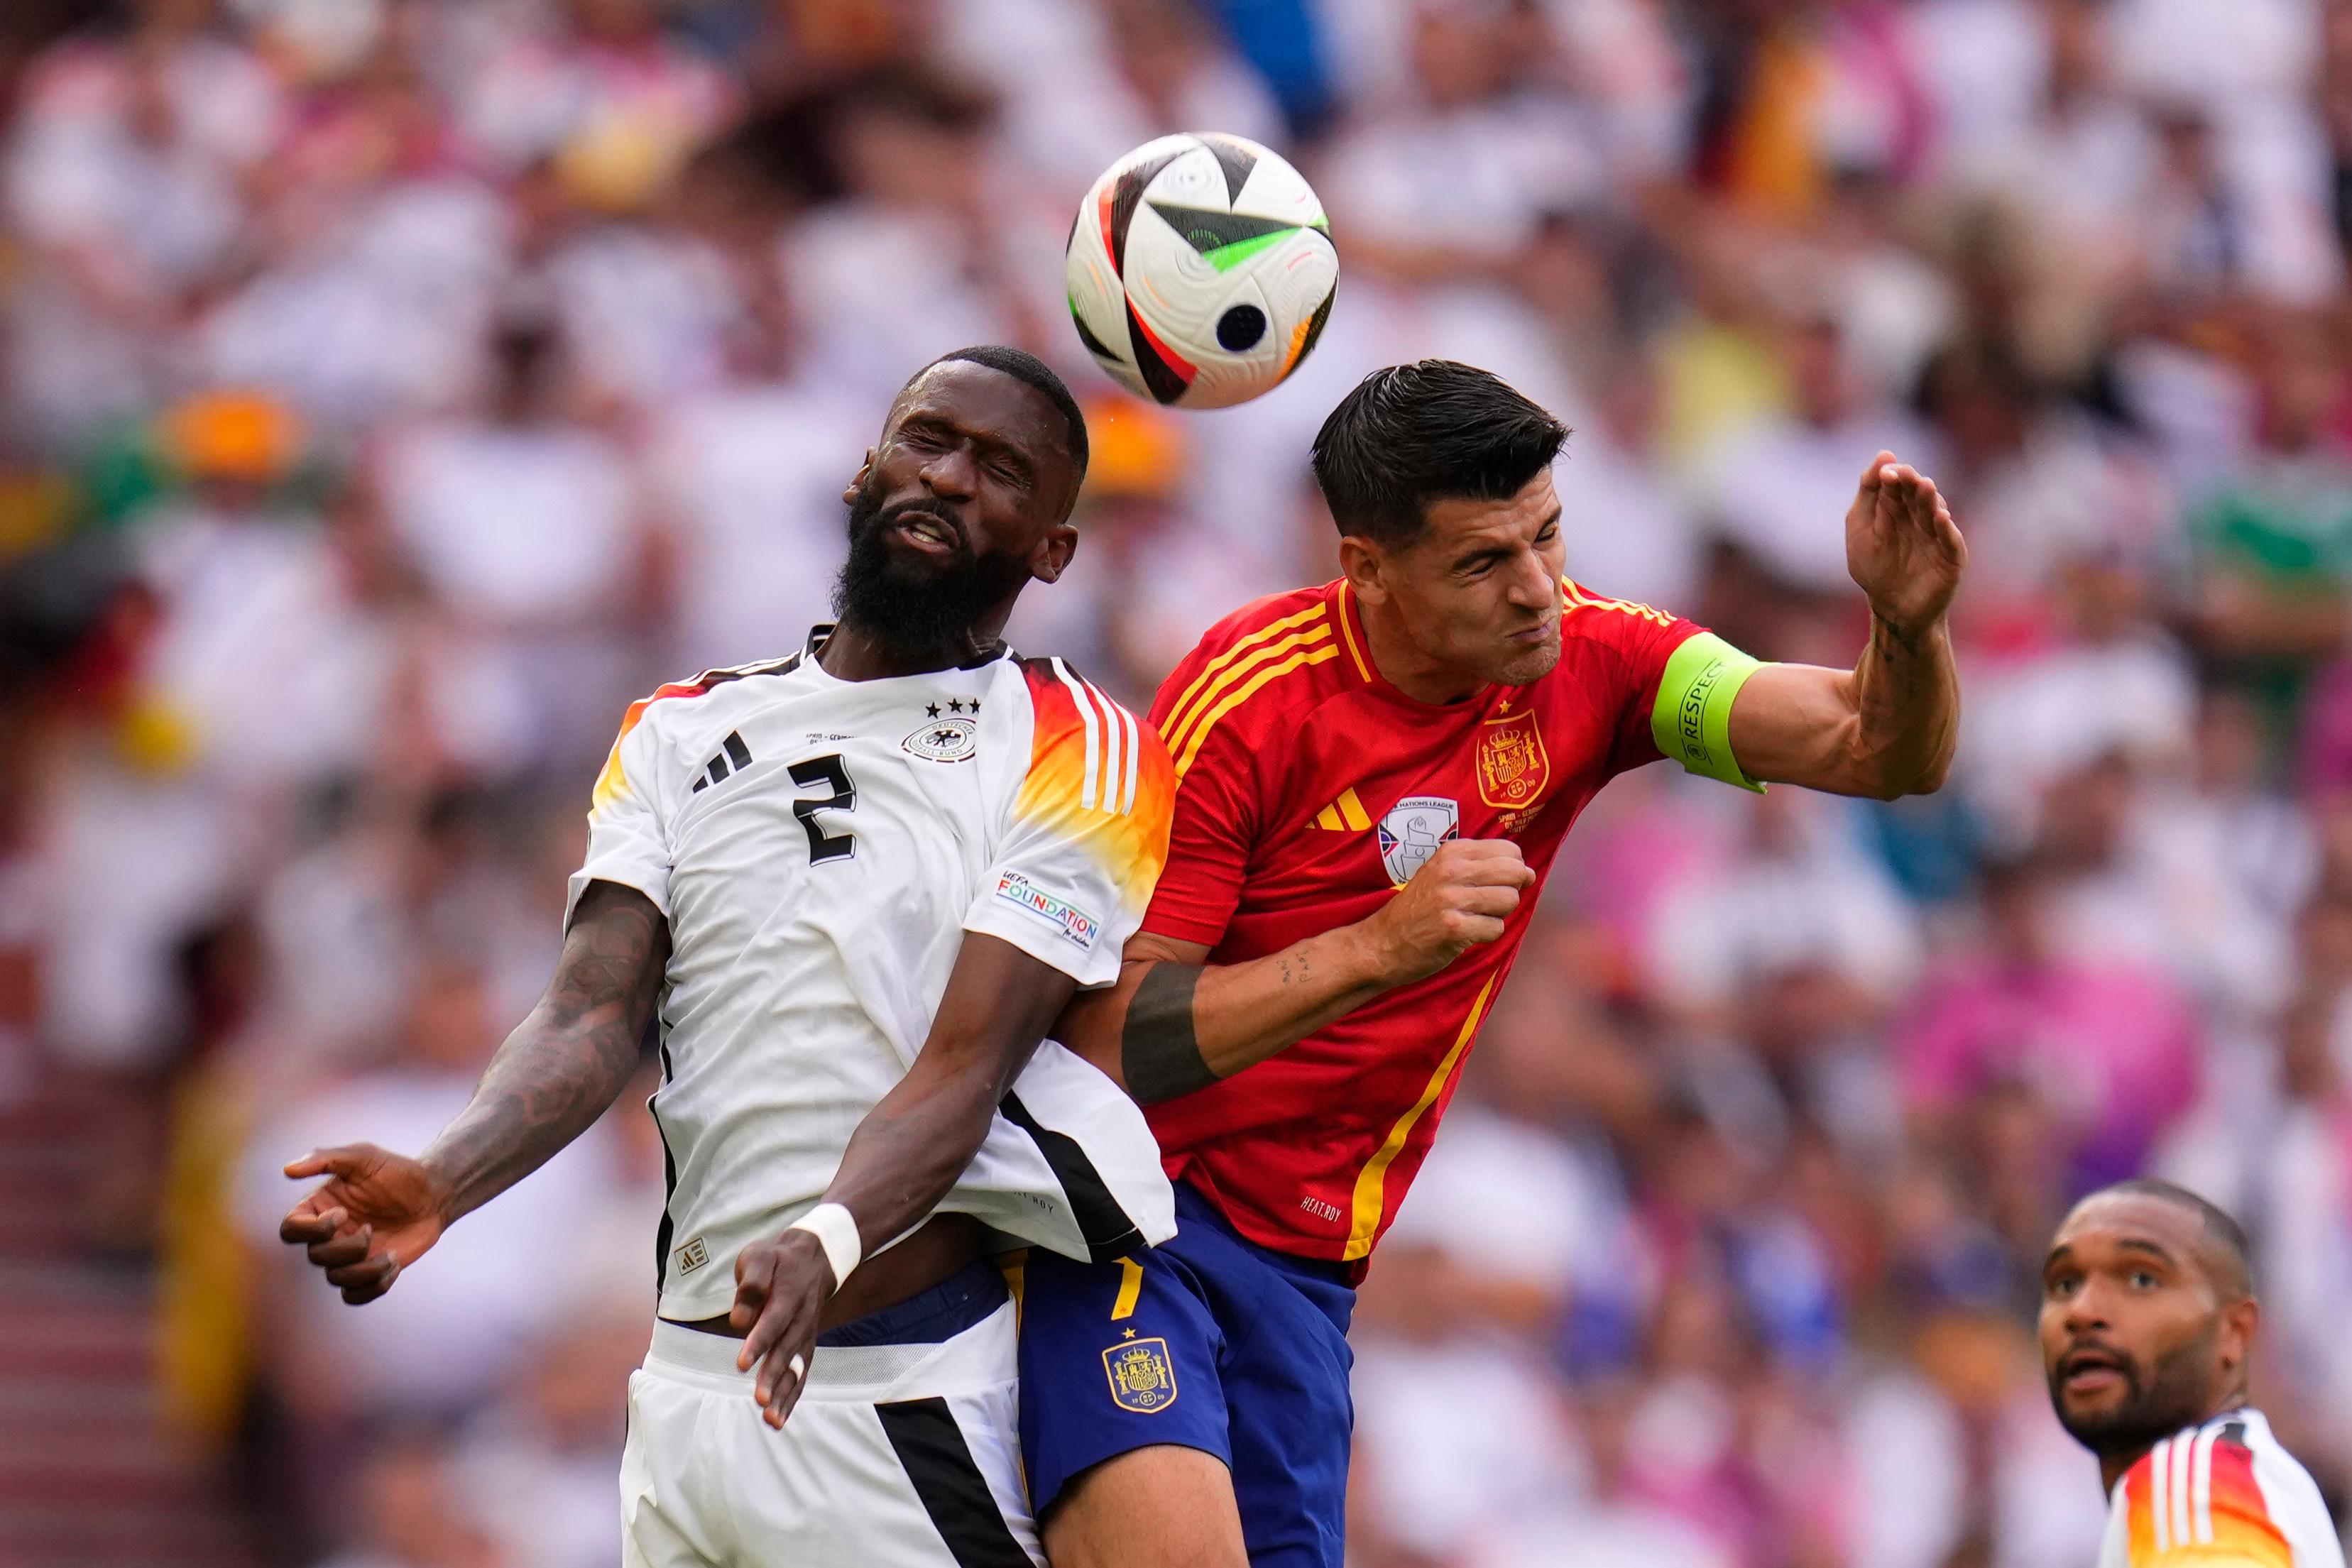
1103, 1337, 1179, 1413
1475, 706, 1550, 811
1376, 796, 1459, 887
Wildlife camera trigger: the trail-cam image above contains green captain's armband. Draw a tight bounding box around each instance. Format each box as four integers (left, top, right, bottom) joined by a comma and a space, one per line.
1649, 632, 1767, 792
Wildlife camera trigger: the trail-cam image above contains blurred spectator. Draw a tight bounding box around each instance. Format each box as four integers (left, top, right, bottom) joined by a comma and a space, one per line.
1, 0, 2348, 1563
313, 1431, 510, 1568
1902, 855, 2201, 1195
371, 309, 662, 772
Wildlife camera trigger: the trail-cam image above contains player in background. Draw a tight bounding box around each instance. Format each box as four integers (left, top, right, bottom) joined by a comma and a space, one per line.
1022, 359, 1968, 1568
2042, 1180, 2346, 1567
276, 347, 1177, 1567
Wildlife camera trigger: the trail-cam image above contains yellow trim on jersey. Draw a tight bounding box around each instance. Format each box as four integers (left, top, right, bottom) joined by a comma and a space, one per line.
1560, 577, 1677, 627
998, 1249, 1027, 1330
1161, 604, 1329, 742
1110, 1256, 1145, 1321
1342, 975, 1498, 1261
1334, 581, 1374, 682
1312, 786, 1372, 832
1173, 645, 1341, 778
1162, 623, 1333, 760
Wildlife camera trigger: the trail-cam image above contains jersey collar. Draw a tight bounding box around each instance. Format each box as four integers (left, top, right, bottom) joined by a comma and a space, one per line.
800, 623, 1011, 673
1328, 578, 1507, 713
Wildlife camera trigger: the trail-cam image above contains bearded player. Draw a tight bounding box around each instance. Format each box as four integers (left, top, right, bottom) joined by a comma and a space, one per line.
276, 347, 1177, 1566
1018, 358, 1969, 1568
2042, 1181, 2344, 1567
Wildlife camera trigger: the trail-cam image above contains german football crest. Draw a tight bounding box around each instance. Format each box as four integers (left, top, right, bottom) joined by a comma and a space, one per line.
1475, 707, 1550, 811
902, 716, 978, 762
1376, 796, 1459, 887
1103, 1337, 1178, 1413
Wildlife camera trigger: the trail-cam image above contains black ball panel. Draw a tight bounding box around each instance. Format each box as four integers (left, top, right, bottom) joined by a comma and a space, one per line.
1216, 305, 1267, 351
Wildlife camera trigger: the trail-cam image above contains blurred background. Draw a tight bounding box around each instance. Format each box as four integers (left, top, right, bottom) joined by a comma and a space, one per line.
1, 0, 2350, 1564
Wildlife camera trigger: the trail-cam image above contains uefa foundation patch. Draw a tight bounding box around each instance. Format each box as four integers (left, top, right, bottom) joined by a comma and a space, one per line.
995, 872, 1100, 950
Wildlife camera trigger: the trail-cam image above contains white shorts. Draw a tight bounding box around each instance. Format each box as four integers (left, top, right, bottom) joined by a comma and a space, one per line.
620, 1304, 1043, 1567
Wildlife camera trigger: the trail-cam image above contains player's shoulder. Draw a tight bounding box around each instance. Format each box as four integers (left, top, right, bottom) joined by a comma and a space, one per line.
1010, 652, 1149, 734
609, 651, 808, 752
1152, 581, 1353, 750
1007, 654, 1171, 820
1557, 577, 1687, 645
1179, 583, 1339, 668
2113, 1410, 2339, 1567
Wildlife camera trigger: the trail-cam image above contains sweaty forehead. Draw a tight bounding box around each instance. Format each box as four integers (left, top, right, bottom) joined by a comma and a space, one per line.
889, 361, 1066, 458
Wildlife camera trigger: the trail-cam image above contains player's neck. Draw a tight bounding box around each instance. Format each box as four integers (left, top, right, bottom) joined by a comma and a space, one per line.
2096, 1394, 2251, 1494
818, 615, 1010, 681
1357, 595, 1483, 706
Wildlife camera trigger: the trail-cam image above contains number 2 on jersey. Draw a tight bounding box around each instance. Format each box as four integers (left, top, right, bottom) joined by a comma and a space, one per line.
789, 754, 856, 862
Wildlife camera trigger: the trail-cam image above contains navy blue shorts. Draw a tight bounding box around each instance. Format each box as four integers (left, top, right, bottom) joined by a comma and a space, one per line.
1016, 1181, 1355, 1568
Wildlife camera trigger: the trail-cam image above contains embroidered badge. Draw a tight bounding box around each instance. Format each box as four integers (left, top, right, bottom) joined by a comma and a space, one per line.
902, 716, 978, 762
1103, 1337, 1179, 1413
1475, 707, 1550, 811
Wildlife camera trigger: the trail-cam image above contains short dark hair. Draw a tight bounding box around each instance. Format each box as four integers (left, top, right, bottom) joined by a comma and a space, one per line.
1310, 360, 1568, 546
2084, 1178, 2255, 1299
921, 344, 1090, 482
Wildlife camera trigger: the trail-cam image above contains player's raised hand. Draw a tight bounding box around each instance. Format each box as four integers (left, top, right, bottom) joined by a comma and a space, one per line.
279, 1144, 452, 1305
1844, 450, 1966, 637
1362, 838, 1536, 986
730, 1229, 834, 1430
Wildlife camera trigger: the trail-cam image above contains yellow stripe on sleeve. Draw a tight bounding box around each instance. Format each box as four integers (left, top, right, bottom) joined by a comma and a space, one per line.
1161, 605, 1328, 742
1173, 645, 1340, 777
1162, 623, 1333, 760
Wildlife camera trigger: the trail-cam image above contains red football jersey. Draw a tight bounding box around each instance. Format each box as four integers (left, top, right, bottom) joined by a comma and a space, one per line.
1141, 575, 1707, 1263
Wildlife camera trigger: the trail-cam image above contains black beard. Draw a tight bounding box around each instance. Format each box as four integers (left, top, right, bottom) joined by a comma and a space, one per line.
2049, 1323, 2223, 1462
832, 481, 1025, 662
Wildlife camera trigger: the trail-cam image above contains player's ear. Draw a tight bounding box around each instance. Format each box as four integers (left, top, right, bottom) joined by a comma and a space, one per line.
2219, 1294, 2260, 1378
843, 448, 876, 505
1339, 534, 1389, 606
1030, 519, 1078, 584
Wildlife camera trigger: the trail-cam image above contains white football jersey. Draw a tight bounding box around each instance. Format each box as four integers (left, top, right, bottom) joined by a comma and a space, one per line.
2095, 1408, 2346, 1568
568, 632, 1178, 1322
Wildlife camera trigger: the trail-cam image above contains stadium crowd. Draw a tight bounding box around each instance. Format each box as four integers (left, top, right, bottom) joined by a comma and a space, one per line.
3, 0, 2351, 1564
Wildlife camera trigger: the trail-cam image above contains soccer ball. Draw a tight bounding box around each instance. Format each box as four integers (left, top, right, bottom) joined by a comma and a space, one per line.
1064, 132, 1338, 410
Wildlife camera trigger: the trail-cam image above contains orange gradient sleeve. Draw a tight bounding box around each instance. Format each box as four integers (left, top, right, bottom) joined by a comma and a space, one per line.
964, 660, 1174, 987
570, 681, 706, 925
2121, 1434, 2295, 1567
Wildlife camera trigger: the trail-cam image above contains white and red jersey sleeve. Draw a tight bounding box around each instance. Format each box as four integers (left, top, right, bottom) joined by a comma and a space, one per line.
2096, 1411, 2346, 1568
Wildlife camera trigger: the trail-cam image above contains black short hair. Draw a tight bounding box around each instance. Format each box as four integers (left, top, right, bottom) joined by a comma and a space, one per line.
921, 344, 1090, 482
2084, 1178, 2255, 1299
1310, 360, 1568, 546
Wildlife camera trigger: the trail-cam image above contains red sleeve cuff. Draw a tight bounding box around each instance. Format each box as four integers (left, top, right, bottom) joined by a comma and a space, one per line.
1139, 904, 1232, 949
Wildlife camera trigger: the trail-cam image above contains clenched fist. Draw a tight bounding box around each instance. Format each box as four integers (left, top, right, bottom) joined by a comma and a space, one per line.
1359, 838, 1536, 986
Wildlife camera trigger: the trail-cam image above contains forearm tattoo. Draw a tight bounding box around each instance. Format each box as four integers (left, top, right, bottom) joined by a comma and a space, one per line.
1120, 960, 1216, 1104
425, 882, 669, 1220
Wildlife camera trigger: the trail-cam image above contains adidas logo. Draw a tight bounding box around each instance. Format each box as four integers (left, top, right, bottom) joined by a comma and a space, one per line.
1311, 787, 1371, 831
691, 732, 752, 792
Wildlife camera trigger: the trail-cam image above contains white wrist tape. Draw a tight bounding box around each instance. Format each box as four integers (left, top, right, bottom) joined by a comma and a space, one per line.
787, 1202, 862, 1291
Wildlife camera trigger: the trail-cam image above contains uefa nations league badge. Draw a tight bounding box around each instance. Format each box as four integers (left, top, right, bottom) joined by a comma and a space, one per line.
1377, 796, 1459, 887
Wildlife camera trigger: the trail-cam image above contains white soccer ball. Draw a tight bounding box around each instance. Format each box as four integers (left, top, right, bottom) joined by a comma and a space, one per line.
1064, 132, 1338, 410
